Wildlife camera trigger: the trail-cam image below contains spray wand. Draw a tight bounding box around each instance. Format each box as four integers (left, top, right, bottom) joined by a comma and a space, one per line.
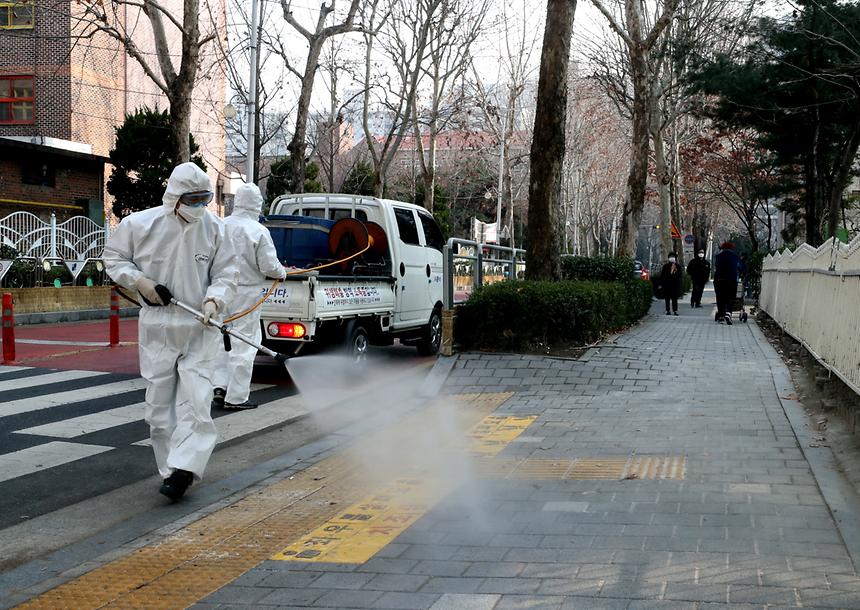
170, 298, 292, 364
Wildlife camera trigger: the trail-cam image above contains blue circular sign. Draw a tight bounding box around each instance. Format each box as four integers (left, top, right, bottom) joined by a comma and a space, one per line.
684, 234, 694, 245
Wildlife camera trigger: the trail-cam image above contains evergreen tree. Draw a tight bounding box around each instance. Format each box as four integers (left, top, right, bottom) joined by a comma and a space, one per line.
341, 160, 376, 196
107, 108, 206, 218
266, 156, 324, 203
693, 0, 860, 245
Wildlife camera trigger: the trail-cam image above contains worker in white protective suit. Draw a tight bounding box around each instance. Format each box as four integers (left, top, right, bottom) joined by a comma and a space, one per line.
103, 162, 238, 502
212, 183, 286, 409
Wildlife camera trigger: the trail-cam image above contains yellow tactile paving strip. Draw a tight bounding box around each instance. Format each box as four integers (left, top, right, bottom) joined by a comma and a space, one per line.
472, 455, 686, 480
273, 413, 536, 564
15, 392, 514, 610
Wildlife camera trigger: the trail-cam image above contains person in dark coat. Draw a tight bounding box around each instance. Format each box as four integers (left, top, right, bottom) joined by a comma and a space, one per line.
713, 241, 744, 324
686, 248, 711, 308
660, 251, 683, 316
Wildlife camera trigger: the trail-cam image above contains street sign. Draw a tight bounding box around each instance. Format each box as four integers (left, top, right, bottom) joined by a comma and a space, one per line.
64, 259, 87, 279
684, 234, 694, 245
671, 222, 682, 240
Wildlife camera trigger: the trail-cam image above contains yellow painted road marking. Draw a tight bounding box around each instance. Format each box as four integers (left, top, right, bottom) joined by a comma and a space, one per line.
273, 413, 535, 563
15, 392, 514, 610
468, 415, 538, 456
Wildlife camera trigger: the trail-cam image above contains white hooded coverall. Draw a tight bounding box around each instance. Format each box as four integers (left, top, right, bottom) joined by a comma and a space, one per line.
103, 163, 238, 480
213, 184, 285, 404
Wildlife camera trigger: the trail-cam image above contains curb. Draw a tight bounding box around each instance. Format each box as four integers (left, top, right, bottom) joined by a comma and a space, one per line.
749, 320, 860, 572
16, 308, 139, 326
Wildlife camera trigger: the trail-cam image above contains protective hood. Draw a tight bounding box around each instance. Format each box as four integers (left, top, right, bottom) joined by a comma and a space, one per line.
162, 162, 212, 212
232, 183, 264, 220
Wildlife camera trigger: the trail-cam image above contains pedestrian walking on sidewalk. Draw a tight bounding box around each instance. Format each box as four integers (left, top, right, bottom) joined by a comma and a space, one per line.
660, 252, 682, 316
713, 241, 744, 324
686, 249, 710, 308
103, 162, 238, 502
212, 184, 286, 410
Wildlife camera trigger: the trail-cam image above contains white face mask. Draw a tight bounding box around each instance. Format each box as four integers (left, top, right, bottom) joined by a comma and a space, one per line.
668, 257, 676, 263
698, 252, 705, 258
175, 204, 207, 223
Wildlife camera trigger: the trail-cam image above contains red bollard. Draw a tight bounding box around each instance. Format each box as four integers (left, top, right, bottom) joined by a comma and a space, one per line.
2, 292, 14, 364
109, 285, 120, 347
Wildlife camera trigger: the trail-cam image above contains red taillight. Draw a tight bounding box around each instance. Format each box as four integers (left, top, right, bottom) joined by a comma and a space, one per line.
641, 269, 649, 280
267, 322, 306, 338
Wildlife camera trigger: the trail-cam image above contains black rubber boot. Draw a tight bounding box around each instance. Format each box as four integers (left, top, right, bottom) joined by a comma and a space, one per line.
211, 388, 226, 410
225, 401, 258, 410
159, 469, 194, 502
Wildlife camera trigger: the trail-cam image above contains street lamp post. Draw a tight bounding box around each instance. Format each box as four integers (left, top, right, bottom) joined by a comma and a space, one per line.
245, 0, 260, 184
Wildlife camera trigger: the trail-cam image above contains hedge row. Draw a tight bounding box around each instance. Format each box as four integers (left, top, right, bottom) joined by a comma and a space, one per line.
561, 255, 636, 282
455, 279, 653, 351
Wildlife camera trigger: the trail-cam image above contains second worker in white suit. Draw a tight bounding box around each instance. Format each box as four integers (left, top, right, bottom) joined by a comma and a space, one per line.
212, 184, 286, 409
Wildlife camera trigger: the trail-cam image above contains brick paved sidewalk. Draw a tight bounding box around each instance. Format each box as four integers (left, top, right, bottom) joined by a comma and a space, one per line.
194, 294, 860, 610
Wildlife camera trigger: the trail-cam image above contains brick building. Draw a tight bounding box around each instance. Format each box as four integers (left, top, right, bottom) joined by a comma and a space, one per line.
0, 137, 106, 221
0, 0, 226, 219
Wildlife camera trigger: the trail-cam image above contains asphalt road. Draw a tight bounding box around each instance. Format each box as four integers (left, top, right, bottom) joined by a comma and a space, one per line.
0, 344, 433, 572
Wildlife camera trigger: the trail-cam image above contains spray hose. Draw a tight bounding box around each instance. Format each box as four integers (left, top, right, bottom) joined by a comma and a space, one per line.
222, 237, 374, 324
113, 237, 377, 325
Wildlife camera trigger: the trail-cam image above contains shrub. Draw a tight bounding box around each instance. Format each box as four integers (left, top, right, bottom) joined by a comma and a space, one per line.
561, 256, 636, 283
455, 279, 653, 351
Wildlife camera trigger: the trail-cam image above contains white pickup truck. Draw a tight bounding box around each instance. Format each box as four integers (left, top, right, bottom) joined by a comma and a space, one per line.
258, 194, 444, 359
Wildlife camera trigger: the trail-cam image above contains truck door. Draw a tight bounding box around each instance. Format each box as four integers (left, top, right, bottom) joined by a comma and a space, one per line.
417, 209, 444, 312
392, 206, 428, 326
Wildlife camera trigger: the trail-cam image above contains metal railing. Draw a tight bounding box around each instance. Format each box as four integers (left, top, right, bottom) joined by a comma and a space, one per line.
0, 211, 109, 261
443, 238, 525, 308
760, 236, 860, 396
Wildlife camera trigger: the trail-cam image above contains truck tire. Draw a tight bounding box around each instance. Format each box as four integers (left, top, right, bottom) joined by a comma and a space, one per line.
416, 308, 442, 356
342, 320, 369, 363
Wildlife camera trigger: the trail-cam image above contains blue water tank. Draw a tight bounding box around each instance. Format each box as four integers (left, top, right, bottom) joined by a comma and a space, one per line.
263, 215, 334, 268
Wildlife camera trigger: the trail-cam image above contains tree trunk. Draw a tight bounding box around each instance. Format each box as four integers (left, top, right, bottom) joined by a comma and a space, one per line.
618, 52, 650, 257
526, 0, 576, 281
288, 40, 325, 193
169, 89, 192, 163
651, 116, 672, 261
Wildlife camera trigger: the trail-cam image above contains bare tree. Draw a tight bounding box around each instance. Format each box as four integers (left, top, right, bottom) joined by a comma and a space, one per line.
587, 0, 680, 257
409, 0, 489, 213
74, 0, 220, 162
361, 0, 442, 196
279, 0, 363, 192
471, 1, 541, 246
563, 80, 628, 256
526, 0, 577, 281
214, 0, 291, 182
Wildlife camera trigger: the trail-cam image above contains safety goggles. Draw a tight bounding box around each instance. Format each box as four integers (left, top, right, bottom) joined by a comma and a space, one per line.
179, 191, 214, 207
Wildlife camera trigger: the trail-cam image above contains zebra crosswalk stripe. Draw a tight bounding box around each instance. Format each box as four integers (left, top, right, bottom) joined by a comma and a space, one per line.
0, 369, 105, 393
16, 402, 147, 438
0, 441, 113, 484
14, 384, 276, 440
0, 378, 148, 418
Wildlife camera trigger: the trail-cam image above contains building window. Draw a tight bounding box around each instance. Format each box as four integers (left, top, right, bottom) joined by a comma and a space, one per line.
0, 76, 34, 124
22, 160, 55, 187
0, 1, 34, 29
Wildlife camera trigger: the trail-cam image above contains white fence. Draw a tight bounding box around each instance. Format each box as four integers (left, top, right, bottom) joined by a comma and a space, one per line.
0, 211, 109, 260
760, 236, 860, 395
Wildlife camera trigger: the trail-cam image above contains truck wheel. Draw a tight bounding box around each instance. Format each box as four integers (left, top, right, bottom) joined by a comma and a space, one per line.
416, 308, 442, 356
342, 320, 369, 363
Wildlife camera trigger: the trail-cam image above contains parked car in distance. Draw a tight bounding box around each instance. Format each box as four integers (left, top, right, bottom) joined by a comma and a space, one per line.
634, 260, 649, 281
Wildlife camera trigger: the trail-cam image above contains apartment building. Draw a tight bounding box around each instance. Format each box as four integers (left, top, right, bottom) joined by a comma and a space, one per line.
0, 0, 226, 220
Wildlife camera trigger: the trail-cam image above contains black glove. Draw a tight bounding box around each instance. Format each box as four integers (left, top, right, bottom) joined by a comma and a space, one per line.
141, 284, 174, 307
